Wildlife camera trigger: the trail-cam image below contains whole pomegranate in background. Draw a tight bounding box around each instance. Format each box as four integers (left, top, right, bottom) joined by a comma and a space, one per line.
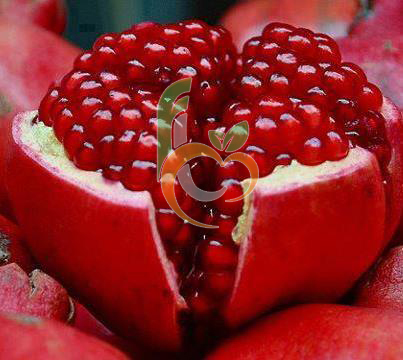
221, 0, 359, 50
0, 18, 80, 216
5, 20, 403, 351
0, 263, 72, 321
0, 314, 130, 359
0, 0, 66, 34
354, 245, 403, 312
206, 304, 403, 359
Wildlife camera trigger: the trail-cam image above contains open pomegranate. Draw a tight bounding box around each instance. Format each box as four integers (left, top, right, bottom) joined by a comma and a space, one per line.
5, 21, 403, 350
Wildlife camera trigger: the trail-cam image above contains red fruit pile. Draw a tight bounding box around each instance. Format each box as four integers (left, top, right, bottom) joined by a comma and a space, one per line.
37, 21, 390, 330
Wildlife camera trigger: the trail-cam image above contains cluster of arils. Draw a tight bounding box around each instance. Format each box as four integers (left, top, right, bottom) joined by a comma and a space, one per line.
232, 22, 389, 169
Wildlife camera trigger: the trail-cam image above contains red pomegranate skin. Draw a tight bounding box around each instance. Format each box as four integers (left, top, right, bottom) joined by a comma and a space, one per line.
207, 304, 403, 360
0, 313, 130, 359
0, 263, 71, 321
0, 0, 66, 34
354, 246, 403, 313
0, 18, 80, 215
0, 214, 34, 272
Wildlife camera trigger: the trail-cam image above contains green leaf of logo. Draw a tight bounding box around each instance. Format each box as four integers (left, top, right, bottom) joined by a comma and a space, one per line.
223, 121, 249, 152
208, 130, 225, 151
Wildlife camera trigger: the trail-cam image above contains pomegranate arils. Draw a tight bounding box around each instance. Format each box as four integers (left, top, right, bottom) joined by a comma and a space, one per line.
232, 22, 388, 169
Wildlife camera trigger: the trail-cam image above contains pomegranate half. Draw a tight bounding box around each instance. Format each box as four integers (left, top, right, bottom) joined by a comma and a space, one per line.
5, 20, 403, 350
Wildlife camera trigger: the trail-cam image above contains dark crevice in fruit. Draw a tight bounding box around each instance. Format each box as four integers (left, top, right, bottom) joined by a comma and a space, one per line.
0, 232, 11, 265
37, 20, 391, 346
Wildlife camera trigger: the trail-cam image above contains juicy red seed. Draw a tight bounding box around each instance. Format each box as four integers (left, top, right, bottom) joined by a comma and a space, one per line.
103, 165, 123, 181
39, 87, 60, 125
121, 160, 156, 191
295, 103, 325, 132
87, 110, 113, 142
116, 108, 144, 135
334, 99, 357, 123
156, 209, 183, 240
199, 240, 238, 271
323, 68, 354, 97
357, 83, 383, 112
54, 108, 75, 141
293, 64, 321, 92
341, 62, 367, 83
213, 180, 244, 217
278, 113, 304, 146
78, 97, 103, 123
99, 72, 122, 89
113, 130, 137, 165
258, 41, 280, 58
275, 52, 298, 76
254, 117, 279, 145
187, 291, 211, 316
62, 71, 91, 95
268, 73, 290, 95
135, 133, 158, 161
276, 153, 292, 166
202, 272, 235, 299
258, 95, 292, 117
171, 224, 193, 249
239, 75, 264, 98
316, 41, 341, 63
215, 161, 248, 183
297, 137, 324, 165
63, 124, 85, 159
223, 102, 254, 125
74, 142, 100, 171
245, 145, 275, 177
323, 131, 349, 161
105, 90, 131, 111
287, 30, 315, 57
262, 23, 295, 44
305, 87, 329, 108
243, 37, 261, 59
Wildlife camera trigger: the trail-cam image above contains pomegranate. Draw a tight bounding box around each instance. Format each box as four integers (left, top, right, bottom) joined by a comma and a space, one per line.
207, 304, 403, 359
0, 0, 66, 34
0, 214, 34, 272
0, 263, 72, 321
0, 19, 80, 215
354, 245, 403, 313
5, 21, 403, 350
0, 313, 129, 359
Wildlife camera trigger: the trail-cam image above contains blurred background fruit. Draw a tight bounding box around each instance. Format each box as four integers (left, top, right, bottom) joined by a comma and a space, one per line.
0, 0, 66, 34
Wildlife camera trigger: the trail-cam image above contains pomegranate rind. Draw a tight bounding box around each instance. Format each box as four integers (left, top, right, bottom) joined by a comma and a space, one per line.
354, 246, 403, 312
0, 263, 71, 321
223, 97, 403, 328
225, 147, 385, 327
0, 313, 129, 359
208, 304, 403, 359
7, 112, 186, 351
382, 98, 403, 240
0, 19, 80, 215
